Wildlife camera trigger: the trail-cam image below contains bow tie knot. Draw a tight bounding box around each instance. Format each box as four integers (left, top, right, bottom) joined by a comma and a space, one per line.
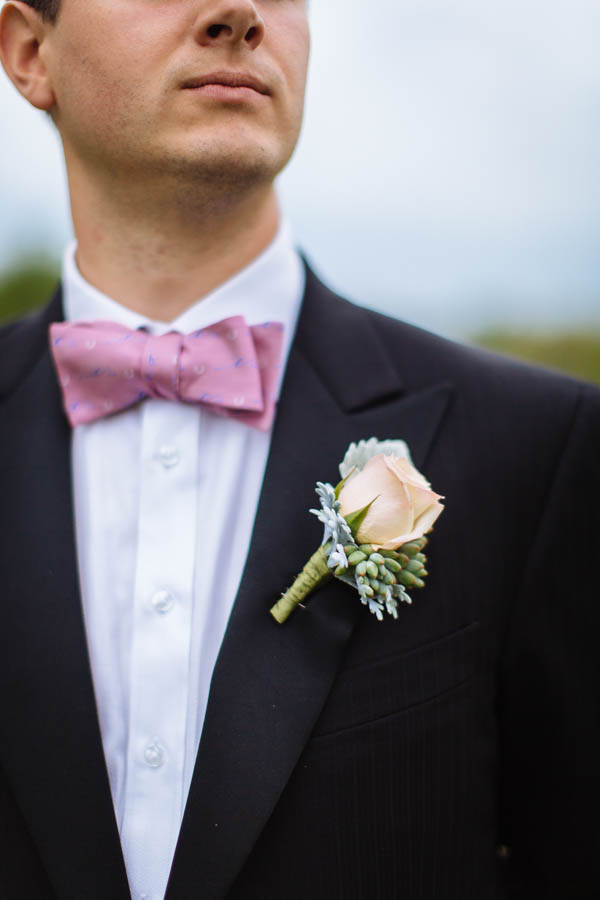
49, 316, 284, 430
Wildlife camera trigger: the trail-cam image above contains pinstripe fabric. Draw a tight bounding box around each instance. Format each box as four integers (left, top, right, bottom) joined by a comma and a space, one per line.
1, 267, 599, 900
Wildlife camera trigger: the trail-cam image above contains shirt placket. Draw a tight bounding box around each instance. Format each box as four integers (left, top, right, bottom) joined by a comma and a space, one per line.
120, 399, 199, 900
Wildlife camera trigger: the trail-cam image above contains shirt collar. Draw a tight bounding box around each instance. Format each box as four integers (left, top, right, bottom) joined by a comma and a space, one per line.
62, 220, 305, 367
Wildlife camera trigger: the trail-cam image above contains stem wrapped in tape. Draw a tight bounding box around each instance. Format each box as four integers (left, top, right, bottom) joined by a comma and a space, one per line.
270, 545, 332, 623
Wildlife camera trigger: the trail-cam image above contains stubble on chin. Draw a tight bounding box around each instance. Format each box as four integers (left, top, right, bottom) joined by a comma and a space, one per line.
151, 146, 280, 219
161, 143, 276, 187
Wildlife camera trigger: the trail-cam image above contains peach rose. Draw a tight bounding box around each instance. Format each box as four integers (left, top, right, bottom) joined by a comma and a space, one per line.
338, 453, 444, 550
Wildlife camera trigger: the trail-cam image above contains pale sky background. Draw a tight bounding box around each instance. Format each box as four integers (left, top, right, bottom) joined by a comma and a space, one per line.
1, 0, 599, 338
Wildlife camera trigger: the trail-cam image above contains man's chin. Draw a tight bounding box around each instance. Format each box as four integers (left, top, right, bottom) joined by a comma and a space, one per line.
152, 141, 286, 189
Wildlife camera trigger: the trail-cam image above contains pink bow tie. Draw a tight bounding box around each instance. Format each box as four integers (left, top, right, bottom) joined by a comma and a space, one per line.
49, 317, 284, 430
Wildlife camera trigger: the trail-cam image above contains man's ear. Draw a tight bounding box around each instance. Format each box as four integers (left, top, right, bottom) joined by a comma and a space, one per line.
0, 1, 56, 111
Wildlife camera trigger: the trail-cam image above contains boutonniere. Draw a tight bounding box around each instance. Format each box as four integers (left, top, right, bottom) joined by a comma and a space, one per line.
270, 437, 444, 624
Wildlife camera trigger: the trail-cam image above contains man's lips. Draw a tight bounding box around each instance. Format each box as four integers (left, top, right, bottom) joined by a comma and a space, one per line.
181, 71, 271, 96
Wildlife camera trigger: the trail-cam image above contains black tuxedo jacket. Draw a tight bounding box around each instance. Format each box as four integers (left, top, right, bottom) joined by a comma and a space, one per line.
1, 265, 599, 900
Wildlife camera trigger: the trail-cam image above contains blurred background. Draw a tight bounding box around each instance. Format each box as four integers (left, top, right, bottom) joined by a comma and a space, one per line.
1, 0, 599, 382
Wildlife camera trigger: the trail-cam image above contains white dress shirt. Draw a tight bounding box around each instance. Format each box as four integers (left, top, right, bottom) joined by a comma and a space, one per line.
63, 223, 304, 900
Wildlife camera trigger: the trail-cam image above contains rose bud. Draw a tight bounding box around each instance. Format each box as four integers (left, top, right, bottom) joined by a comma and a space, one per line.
338, 453, 444, 551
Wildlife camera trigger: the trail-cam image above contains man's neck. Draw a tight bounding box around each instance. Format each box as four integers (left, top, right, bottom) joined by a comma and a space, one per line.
69, 171, 281, 322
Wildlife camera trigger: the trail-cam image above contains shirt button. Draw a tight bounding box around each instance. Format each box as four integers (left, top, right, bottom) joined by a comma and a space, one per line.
158, 444, 180, 469
144, 741, 165, 769
151, 589, 175, 614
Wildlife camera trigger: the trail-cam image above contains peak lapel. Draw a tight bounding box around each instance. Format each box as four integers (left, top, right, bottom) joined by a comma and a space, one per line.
0, 296, 130, 899
166, 267, 453, 899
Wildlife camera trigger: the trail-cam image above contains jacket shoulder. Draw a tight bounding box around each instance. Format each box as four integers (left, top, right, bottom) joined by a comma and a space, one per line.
301, 263, 599, 434
0, 289, 63, 399
358, 301, 600, 420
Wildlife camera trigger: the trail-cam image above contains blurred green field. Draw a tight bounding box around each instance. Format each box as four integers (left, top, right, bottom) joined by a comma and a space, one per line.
1, 257, 599, 386
0, 257, 60, 323
473, 330, 600, 386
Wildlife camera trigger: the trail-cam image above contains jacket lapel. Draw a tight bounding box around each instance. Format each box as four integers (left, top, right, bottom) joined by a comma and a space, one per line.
0, 296, 130, 899
166, 267, 453, 899
0, 270, 452, 900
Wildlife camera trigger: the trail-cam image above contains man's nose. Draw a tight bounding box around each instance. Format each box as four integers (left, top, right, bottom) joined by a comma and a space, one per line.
193, 1, 265, 50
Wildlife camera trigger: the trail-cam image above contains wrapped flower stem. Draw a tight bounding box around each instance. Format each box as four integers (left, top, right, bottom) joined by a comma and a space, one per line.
270, 545, 332, 624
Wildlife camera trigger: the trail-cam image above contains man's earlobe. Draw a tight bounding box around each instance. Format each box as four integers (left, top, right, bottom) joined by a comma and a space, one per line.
0, 1, 55, 111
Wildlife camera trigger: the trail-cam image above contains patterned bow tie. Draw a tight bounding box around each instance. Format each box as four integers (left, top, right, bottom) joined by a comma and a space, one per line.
49, 317, 284, 431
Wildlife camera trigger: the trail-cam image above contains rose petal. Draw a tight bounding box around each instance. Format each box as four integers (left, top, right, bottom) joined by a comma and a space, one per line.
338, 451, 444, 551
385, 455, 432, 490
413, 499, 444, 535
406, 482, 444, 520
355, 488, 414, 546
338, 454, 394, 514
339, 454, 414, 545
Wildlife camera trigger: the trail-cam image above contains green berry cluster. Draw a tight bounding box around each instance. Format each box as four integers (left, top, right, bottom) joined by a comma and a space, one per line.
334, 536, 429, 618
